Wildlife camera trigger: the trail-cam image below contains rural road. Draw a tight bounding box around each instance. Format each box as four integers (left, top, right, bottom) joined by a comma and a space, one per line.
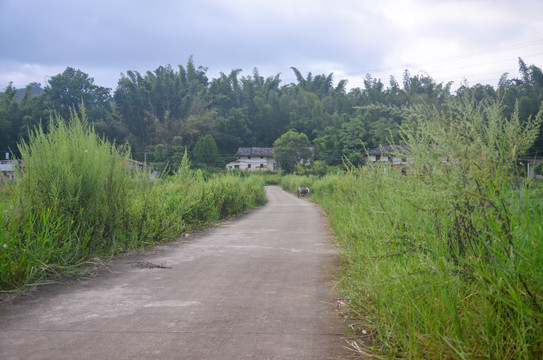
0, 186, 359, 359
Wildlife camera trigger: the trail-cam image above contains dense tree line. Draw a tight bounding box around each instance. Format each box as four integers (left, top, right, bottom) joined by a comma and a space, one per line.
1, 57, 542, 168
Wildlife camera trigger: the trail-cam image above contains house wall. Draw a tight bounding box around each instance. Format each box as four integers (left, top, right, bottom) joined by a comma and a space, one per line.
226, 156, 277, 171
368, 155, 390, 163
392, 157, 402, 165
0, 160, 16, 181
368, 155, 412, 166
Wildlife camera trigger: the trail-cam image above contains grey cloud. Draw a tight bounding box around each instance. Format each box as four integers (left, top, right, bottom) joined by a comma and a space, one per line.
0, 0, 541, 90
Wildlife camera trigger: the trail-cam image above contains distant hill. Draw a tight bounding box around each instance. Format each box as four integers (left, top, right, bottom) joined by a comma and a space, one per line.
15, 82, 44, 99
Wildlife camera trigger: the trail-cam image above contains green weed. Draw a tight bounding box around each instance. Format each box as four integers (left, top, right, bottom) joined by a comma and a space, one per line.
0, 111, 266, 291
282, 98, 543, 359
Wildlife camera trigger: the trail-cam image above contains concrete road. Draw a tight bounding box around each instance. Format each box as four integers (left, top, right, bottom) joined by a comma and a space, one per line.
0, 186, 358, 359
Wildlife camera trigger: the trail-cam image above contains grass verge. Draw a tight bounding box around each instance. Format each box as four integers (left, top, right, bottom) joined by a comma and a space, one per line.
0, 112, 266, 291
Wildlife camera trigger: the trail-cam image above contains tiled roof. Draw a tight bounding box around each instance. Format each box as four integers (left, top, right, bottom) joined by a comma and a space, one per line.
367, 145, 409, 156
236, 147, 274, 157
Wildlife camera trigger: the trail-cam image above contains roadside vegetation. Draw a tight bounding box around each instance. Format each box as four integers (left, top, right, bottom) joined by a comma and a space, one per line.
282, 97, 543, 359
0, 111, 266, 291
2, 56, 543, 359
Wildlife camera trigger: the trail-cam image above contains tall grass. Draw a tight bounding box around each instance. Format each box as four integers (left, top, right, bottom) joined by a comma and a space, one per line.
17, 111, 132, 252
0, 111, 266, 291
309, 171, 542, 359
282, 98, 543, 359
128, 169, 267, 246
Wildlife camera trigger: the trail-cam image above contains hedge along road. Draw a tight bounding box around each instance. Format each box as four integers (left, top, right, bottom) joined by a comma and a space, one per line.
0, 186, 359, 360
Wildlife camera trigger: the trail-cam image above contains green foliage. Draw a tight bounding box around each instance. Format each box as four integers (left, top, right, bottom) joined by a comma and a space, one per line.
217, 108, 252, 154
170, 136, 184, 164
0, 84, 20, 152
127, 171, 266, 247
153, 143, 166, 161
144, 136, 187, 174
210, 173, 267, 218
273, 130, 312, 174
0, 83, 48, 155
44, 67, 112, 122
279, 174, 317, 193
291, 168, 543, 359
534, 162, 543, 176
239, 170, 281, 185
113, 59, 209, 148
1, 110, 131, 288
3, 58, 543, 168
193, 134, 219, 165
17, 109, 131, 249
345, 151, 365, 168
174, 147, 192, 180
312, 160, 329, 177
281, 97, 543, 359
0, 112, 266, 291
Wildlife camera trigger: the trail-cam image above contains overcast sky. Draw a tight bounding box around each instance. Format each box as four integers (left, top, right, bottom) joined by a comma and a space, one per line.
1, 0, 542, 92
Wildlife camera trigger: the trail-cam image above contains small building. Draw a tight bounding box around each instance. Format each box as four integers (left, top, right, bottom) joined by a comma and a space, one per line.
124, 158, 158, 180
0, 159, 20, 182
126, 158, 146, 171
226, 147, 277, 171
367, 145, 411, 165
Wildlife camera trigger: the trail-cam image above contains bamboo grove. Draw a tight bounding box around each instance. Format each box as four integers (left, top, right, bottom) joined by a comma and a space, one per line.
1, 57, 543, 169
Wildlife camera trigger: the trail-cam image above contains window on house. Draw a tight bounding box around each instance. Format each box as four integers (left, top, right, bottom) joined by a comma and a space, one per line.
260, 156, 263, 159
260, 164, 264, 168
247, 164, 251, 168
248, 156, 251, 159
234, 165, 239, 169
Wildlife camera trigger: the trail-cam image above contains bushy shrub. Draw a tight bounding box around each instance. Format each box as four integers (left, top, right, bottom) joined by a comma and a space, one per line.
1, 110, 133, 288
211, 173, 266, 218
20, 112, 131, 247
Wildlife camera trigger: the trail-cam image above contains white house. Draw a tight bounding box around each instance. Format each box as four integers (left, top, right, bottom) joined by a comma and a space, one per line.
226, 147, 277, 171
367, 145, 412, 165
0, 160, 20, 181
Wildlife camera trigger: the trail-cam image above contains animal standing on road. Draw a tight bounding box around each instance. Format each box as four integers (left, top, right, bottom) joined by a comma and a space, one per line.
297, 186, 310, 198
